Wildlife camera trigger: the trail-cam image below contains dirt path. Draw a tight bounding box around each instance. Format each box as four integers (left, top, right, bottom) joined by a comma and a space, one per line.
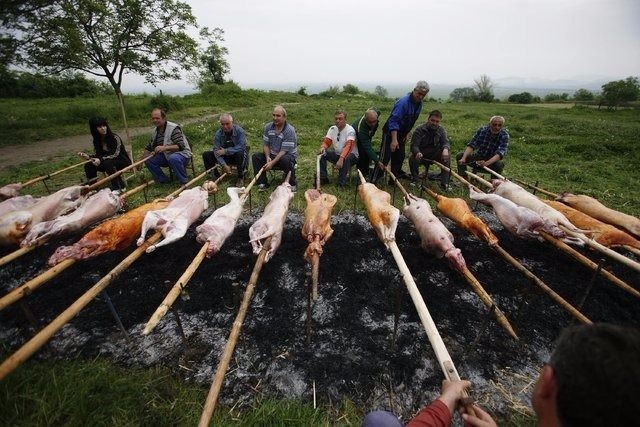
0, 113, 222, 172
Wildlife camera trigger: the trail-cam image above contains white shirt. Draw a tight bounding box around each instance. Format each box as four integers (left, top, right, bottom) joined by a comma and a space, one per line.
325, 124, 358, 157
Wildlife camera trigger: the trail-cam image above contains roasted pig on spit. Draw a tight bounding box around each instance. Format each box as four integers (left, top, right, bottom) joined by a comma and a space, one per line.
196, 187, 245, 258
358, 182, 399, 248
249, 181, 294, 262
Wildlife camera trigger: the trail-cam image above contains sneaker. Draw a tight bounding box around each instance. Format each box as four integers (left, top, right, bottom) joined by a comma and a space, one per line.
257, 183, 269, 192
409, 180, 417, 188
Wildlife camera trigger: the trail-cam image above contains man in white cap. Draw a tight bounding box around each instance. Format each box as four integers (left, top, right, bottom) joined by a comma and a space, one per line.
371, 80, 429, 183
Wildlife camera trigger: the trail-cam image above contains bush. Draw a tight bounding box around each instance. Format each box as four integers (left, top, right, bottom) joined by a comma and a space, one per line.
318, 85, 340, 98
0, 71, 112, 98
149, 91, 182, 113
508, 92, 535, 104
342, 83, 360, 95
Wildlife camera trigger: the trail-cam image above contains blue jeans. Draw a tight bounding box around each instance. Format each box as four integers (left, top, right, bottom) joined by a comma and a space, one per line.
362, 410, 403, 427
145, 152, 191, 185
320, 151, 357, 185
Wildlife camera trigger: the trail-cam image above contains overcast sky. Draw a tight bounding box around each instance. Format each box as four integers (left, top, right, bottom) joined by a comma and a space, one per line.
125, 0, 640, 93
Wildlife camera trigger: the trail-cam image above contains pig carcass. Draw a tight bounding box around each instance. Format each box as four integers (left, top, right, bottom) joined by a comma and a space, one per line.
196, 187, 245, 258
48, 199, 169, 265
302, 189, 337, 262
545, 200, 640, 249
557, 192, 640, 238
358, 182, 399, 248
21, 189, 123, 247
0, 183, 22, 200
249, 181, 294, 262
0, 195, 39, 217
403, 195, 466, 272
0, 185, 86, 246
492, 179, 582, 238
432, 192, 499, 246
137, 187, 209, 253
469, 187, 548, 240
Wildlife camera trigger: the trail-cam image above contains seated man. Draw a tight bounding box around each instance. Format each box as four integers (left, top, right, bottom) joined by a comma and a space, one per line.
456, 115, 509, 178
352, 108, 385, 180
318, 109, 358, 187
408, 109, 450, 190
252, 105, 298, 192
143, 108, 192, 185
202, 113, 248, 187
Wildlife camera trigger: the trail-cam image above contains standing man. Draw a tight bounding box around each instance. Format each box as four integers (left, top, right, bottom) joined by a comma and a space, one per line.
352, 108, 385, 179
456, 116, 509, 177
252, 105, 298, 192
371, 80, 429, 183
202, 113, 248, 187
409, 110, 451, 190
143, 108, 192, 186
317, 109, 358, 187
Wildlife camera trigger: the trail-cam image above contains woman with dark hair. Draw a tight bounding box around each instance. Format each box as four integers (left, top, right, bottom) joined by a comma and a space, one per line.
78, 117, 132, 192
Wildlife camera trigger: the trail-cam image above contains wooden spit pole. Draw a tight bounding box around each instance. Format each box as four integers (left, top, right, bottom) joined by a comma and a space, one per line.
198, 237, 273, 427
311, 155, 323, 299
513, 179, 561, 199
0, 179, 156, 269
21, 160, 91, 188
357, 169, 476, 415
0, 174, 213, 312
0, 232, 162, 380
85, 156, 150, 192
142, 169, 265, 335
467, 173, 639, 298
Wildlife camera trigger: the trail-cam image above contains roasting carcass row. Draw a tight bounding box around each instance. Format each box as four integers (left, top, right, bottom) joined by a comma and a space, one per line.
431, 191, 499, 246
0, 183, 22, 200
358, 182, 399, 248
470, 187, 547, 240
492, 179, 579, 236
557, 192, 640, 239
249, 181, 294, 262
137, 187, 209, 253
545, 200, 640, 249
0, 185, 86, 246
403, 195, 466, 272
196, 187, 245, 258
48, 199, 169, 265
302, 189, 337, 262
21, 189, 124, 247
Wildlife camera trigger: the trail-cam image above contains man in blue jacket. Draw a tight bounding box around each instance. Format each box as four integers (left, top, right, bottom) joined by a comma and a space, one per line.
371, 81, 429, 184
202, 113, 248, 186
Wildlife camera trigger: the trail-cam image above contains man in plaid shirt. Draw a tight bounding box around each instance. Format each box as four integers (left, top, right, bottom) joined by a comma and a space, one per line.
456, 116, 509, 177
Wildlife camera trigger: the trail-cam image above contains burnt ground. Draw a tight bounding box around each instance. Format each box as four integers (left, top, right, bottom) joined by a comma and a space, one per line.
0, 196, 639, 423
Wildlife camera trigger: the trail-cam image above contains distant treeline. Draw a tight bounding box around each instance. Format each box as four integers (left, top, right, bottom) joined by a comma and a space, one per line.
0, 71, 112, 98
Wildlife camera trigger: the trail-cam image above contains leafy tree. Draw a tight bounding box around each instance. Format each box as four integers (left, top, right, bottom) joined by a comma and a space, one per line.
318, 85, 340, 98
449, 87, 477, 102
474, 74, 494, 102
508, 92, 535, 104
297, 86, 308, 96
342, 83, 360, 95
544, 92, 569, 102
600, 76, 639, 109
4, 0, 200, 142
572, 88, 595, 101
196, 27, 229, 86
374, 85, 388, 98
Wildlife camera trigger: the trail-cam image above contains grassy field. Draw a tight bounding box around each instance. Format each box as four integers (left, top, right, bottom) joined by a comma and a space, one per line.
1, 90, 638, 425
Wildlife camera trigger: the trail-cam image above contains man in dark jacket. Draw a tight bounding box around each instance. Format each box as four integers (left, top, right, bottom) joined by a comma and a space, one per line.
409, 110, 450, 189
202, 113, 248, 186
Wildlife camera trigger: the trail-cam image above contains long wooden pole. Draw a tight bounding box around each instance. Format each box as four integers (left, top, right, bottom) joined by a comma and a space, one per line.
459, 267, 518, 339
0, 232, 162, 380
143, 243, 209, 335
239, 167, 264, 202
387, 241, 476, 415
385, 166, 410, 200
513, 179, 560, 199
199, 238, 272, 427
21, 160, 91, 188
421, 186, 592, 324
539, 232, 640, 298
85, 157, 149, 192
480, 166, 506, 180
559, 225, 640, 273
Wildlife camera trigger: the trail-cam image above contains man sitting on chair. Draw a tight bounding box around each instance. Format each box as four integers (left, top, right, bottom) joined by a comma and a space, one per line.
202, 113, 248, 187
317, 109, 358, 188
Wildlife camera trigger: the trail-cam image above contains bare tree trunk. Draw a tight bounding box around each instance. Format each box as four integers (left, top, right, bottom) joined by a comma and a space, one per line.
115, 89, 137, 173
